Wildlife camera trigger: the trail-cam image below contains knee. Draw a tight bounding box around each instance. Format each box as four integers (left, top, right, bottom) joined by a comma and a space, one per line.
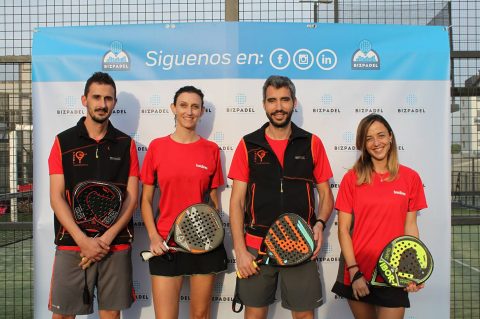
190, 309, 210, 319
292, 310, 314, 319
99, 310, 120, 319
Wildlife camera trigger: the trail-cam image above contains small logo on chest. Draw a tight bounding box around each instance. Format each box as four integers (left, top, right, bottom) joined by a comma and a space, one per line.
196, 164, 208, 170
393, 190, 406, 196
73, 151, 88, 166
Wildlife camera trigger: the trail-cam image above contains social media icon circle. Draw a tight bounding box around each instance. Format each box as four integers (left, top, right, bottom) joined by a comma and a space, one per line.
270, 48, 291, 70
316, 49, 337, 70
293, 49, 314, 70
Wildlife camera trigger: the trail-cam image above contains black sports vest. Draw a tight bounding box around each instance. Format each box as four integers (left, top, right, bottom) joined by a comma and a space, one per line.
54, 117, 134, 245
243, 122, 316, 237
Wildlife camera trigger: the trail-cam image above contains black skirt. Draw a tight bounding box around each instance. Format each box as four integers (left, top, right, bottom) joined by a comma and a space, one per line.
332, 281, 410, 308
149, 244, 228, 276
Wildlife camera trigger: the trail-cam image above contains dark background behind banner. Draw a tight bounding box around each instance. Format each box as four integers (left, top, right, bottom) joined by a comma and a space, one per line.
0, 1, 478, 318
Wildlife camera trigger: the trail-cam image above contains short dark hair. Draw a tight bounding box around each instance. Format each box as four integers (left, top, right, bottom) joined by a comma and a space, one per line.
173, 86, 204, 107
262, 75, 296, 102
84, 72, 117, 99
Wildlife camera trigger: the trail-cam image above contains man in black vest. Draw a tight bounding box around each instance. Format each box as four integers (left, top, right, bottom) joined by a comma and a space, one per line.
48, 72, 139, 319
229, 75, 334, 319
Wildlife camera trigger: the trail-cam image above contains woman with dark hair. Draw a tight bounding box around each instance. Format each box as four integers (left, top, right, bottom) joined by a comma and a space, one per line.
332, 114, 427, 319
140, 86, 227, 319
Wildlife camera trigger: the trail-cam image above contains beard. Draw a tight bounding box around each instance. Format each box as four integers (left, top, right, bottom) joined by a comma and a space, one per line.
89, 107, 110, 124
266, 109, 294, 128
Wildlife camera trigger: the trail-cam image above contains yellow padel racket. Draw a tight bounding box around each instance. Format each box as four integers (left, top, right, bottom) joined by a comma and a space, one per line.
370, 235, 434, 287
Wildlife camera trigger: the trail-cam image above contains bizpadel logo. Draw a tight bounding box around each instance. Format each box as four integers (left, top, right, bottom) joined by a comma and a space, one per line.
226, 93, 255, 113
133, 280, 150, 301
312, 94, 341, 114
355, 93, 384, 114
352, 40, 380, 70
211, 131, 234, 152
333, 131, 356, 152
102, 41, 130, 71
397, 93, 426, 114
56, 95, 84, 116
141, 94, 170, 115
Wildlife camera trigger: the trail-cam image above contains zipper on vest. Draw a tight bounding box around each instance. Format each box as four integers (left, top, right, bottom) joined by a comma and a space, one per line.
280, 178, 283, 193
96, 145, 99, 159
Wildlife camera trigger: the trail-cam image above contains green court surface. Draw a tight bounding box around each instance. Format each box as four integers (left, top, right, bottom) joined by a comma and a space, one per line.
0, 230, 33, 319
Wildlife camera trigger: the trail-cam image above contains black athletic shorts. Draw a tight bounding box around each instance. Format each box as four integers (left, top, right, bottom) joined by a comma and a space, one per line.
332, 281, 410, 308
149, 243, 228, 276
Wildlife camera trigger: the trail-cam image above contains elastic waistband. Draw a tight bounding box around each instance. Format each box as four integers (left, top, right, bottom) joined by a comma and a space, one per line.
57, 243, 130, 252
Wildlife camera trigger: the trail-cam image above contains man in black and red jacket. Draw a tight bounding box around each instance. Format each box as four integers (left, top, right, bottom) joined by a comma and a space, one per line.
229, 75, 334, 319
48, 72, 139, 319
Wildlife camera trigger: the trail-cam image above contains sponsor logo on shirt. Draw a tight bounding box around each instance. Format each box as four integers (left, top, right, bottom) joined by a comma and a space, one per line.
294, 155, 306, 160
254, 149, 268, 164
72, 151, 88, 167
196, 164, 208, 170
394, 190, 406, 196
109, 156, 121, 161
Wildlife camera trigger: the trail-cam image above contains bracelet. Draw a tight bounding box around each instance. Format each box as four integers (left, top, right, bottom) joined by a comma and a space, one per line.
347, 264, 359, 270
315, 218, 326, 231
351, 270, 364, 284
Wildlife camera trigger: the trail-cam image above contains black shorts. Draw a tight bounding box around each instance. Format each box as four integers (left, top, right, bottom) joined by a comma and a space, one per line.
149, 244, 228, 276
331, 281, 410, 308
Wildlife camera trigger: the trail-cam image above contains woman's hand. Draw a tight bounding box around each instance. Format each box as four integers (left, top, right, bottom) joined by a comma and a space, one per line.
149, 233, 168, 256
351, 275, 370, 300
404, 282, 425, 293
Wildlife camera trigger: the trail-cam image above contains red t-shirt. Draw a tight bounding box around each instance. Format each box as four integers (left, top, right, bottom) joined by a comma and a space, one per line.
48, 136, 139, 177
335, 165, 427, 284
140, 136, 224, 239
228, 133, 332, 184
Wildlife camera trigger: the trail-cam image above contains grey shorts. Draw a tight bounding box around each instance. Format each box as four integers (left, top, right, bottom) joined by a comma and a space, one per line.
49, 248, 134, 315
234, 249, 323, 312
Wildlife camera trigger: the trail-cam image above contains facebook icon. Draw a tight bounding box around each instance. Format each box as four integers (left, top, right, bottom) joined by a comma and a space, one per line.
269, 48, 291, 70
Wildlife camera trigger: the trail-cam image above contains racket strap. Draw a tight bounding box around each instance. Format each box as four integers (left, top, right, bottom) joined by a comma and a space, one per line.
231, 277, 244, 313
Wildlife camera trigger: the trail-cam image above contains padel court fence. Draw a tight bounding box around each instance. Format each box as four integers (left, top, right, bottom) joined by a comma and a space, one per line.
0, 1, 478, 318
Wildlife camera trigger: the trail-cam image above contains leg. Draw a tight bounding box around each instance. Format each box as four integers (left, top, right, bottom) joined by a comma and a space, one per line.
52, 315, 75, 319
291, 310, 314, 319
347, 300, 377, 319
377, 306, 405, 319
244, 306, 268, 319
151, 275, 183, 319
98, 310, 120, 319
189, 274, 215, 319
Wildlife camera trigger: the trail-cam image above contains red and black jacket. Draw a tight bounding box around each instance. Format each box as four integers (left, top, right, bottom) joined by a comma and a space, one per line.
54, 117, 133, 246
243, 122, 316, 238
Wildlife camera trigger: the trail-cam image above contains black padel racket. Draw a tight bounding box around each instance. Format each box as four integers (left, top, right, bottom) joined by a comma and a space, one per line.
72, 180, 123, 236
72, 180, 123, 305
141, 203, 224, 261
370, 235, 434, 288
233, 213, 315, 312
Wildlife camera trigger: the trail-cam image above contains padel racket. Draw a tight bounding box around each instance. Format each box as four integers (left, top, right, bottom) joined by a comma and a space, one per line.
141, 203, 224, 261
237, 213, 314, 277
370, 235, 434, 288
72, 180, 123, 236
72, 180, 123, 305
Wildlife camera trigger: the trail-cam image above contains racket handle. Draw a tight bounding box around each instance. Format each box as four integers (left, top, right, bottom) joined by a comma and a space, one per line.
236, 261, 260, 279
140, 250, 154, 262
162, 241, 171, 250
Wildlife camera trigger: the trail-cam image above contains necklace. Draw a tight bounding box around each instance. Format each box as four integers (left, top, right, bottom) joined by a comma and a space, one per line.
377, 171, 389, 182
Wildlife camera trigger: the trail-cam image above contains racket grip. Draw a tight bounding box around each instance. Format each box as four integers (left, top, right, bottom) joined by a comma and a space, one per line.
236, 261, 259, 279
140, 250, 154, 262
